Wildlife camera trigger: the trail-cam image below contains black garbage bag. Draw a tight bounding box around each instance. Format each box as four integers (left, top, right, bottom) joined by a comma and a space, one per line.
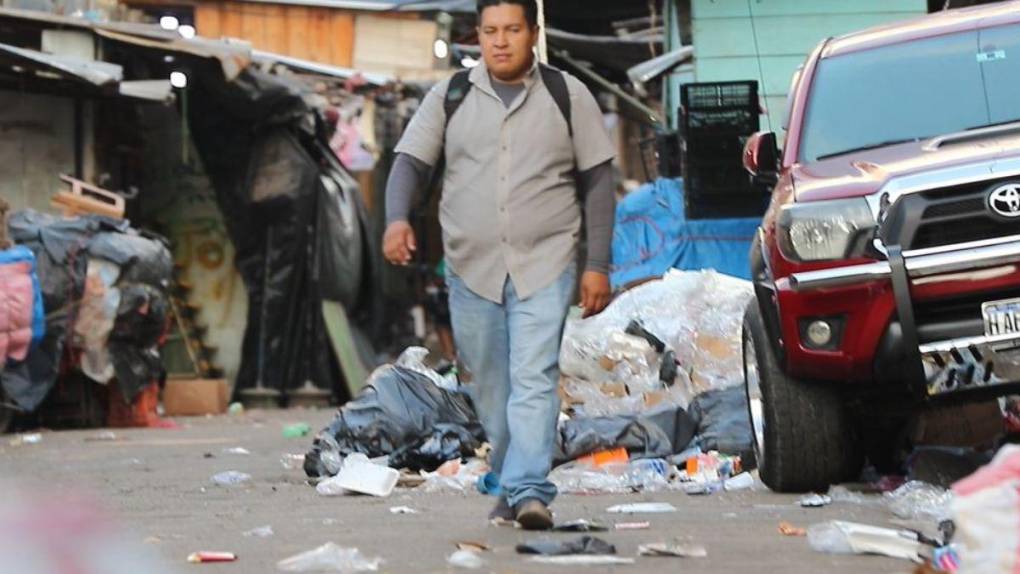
554, 404, 697, 464
389, 422, 485, 472
516, 536, 616, 556
688, 386, 754, 459
304, 365, 483, 477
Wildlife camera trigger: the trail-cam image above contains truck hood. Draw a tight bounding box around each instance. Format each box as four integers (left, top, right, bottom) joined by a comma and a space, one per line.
792, 132, 1020, 202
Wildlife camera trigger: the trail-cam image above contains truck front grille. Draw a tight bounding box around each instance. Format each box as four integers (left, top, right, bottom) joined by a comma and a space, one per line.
881, 177, 1020, 250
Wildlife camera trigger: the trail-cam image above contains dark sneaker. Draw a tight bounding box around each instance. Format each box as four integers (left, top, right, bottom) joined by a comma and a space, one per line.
488, 496, 514, 521
515, 499, 553, 531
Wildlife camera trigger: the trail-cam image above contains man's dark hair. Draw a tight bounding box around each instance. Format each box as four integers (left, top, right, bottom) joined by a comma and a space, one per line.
477, 0, 538, 27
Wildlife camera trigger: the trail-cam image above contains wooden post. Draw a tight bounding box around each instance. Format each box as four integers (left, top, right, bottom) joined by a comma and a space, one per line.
536, 0, 547, 63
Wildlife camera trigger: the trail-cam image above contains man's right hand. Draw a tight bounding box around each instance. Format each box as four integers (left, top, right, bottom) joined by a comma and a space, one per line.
383, 221, 417, 266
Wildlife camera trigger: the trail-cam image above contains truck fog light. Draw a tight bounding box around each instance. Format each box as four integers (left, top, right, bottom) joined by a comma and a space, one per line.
806, 320, 833, 347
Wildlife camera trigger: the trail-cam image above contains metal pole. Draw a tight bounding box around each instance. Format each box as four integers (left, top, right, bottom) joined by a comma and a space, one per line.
536, 0, 547, 63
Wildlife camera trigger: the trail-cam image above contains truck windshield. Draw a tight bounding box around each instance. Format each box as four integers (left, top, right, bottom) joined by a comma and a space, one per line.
799, 23, 1020, 163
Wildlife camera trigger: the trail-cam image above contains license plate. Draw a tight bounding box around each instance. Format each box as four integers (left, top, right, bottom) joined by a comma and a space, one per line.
982, 297, 1020, 338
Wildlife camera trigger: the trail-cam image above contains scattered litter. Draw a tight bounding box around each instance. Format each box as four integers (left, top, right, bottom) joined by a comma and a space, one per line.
283, 423, 311, 439
187, 551, 237, 563
723, 472, 754, 491
931, 544, 960, 573
228, 402, 244, 416
224, 447, 251, 456
210, 471, 252, 487
85, 431, 118, 442
489, 517, 517, 528
908, 445, 990, 489
242, 525, 274, 538
281, 454, 306, 471
455, 541, 492, 552
637, 542, 708, 558
517, 536, 616, 556
577, 447, 629, 468
277, 543, 382, 572
397, 473, 426, 488
615, 522, 651, 531
606, 502, 677, 514
476, 471, 502, 496
203, 452, 215, 459
420, 458, 488, 493
389, 506, 417, 515
317, 454, 399, 497
144, 536, 162, 544
322, 519, 339, 526
527, 556, 636, 565
447, 550, 485, 570
827, 485, 875, 505
9, 433, 42, 446
885, 481, 952, 522
553, 519, 608, 532
807, 521, 926, 562
799, 494, 833, 508
778, 522, 807, 537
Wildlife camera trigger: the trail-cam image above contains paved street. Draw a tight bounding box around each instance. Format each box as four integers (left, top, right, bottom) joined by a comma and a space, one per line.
2, 409, 913, 573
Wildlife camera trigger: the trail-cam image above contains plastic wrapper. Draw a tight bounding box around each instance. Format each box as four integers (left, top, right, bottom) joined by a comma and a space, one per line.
210, 471, 252, 486
549, 459, 672, 494
807, 521, 925, 562
304, 364, 484, 477
559, 270, 753, 417
419, 458, 488, 493
447, 550, 485, 569
395, 347, 455, 391
885, 481, 953, 522
277, 543, 382, 573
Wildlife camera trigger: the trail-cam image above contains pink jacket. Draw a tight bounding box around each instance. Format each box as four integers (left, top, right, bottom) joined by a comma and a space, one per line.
0, 259, 36, 363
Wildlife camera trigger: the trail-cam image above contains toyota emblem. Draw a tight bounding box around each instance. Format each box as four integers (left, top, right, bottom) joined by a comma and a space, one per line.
989, 183, 1020, 218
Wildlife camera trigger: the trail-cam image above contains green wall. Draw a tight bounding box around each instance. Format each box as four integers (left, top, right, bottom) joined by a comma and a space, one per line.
667, 0, 927, 136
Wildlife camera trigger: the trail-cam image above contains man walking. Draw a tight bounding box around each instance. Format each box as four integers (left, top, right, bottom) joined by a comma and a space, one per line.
383, 0, 615, 530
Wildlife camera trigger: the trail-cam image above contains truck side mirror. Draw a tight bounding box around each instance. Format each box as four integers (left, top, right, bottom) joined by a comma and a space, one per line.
743, 131, 779, 186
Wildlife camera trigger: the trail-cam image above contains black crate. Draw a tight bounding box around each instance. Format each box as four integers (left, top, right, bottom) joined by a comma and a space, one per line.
681, 81, 760, 137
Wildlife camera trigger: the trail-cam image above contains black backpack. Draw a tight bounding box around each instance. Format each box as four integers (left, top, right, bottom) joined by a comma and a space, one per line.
423, 64, 573, 205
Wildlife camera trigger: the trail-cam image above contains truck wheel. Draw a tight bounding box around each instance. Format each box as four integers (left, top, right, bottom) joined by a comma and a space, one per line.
743, 302, 862, 492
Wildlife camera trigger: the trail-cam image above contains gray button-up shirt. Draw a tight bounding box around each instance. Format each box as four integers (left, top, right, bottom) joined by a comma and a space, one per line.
394, 61, 615, 303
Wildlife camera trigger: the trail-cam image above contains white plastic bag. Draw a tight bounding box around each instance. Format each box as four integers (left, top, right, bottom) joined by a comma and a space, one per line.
953, 445, 1020, 573
277, 543, 382, 572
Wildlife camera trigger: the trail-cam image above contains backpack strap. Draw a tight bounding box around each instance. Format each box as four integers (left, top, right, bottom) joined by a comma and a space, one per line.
443, 69, 473, 129
538, 63, 573, 138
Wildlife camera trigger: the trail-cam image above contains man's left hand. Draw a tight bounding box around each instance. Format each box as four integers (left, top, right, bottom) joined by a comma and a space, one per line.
579, 271, 612, 318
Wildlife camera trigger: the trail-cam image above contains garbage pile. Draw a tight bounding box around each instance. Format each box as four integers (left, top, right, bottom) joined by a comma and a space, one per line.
1, 209, 173, 413
559, 269, 753, 417
305, 270, 756, 499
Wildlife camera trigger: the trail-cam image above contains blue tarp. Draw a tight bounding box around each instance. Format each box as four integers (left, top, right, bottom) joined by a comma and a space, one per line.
610, 178, 761, 289
0, 245, 45, 350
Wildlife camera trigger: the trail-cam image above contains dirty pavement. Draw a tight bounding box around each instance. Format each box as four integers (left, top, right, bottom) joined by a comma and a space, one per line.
2, 408, 910, 573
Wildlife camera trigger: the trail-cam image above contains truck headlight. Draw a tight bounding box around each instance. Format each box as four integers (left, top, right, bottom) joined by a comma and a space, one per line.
777, 198, 877, 262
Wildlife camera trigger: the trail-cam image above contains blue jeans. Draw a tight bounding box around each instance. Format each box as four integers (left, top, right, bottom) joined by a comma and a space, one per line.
446, 266, 576, 507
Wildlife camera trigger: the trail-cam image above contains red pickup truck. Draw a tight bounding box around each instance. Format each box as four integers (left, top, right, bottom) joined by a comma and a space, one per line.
742, 1, 1020, 492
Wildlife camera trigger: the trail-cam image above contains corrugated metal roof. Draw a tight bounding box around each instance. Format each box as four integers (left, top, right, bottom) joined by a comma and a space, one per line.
0, 42, 122, 85
252, 49, 393, 86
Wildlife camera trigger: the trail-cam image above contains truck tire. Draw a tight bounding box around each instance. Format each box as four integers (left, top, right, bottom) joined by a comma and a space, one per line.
743, 301, 862, 492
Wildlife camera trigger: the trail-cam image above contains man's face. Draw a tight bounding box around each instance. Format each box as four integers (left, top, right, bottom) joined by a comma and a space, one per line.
478, 3, 537, 81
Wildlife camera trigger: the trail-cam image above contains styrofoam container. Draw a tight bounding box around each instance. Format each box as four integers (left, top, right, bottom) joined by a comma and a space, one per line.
332, 454, 399, 497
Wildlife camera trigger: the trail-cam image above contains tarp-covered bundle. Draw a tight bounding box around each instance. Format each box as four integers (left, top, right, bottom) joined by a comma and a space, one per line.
611, 178, 760, 289
1, 210, 172, 411
186, 65, 376, 404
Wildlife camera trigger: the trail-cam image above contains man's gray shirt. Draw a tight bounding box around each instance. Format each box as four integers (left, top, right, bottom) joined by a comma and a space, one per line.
389, 61, 616, 303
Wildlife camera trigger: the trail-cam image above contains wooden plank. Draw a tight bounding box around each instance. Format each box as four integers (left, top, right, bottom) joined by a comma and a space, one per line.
194, 2, 222, 39
220, 3, 243, 39
240, 3, 267, 49
262, 4, 287, 54
329, 12, 355, 67
309, 8, 331, 64
286, 5, 312, 61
